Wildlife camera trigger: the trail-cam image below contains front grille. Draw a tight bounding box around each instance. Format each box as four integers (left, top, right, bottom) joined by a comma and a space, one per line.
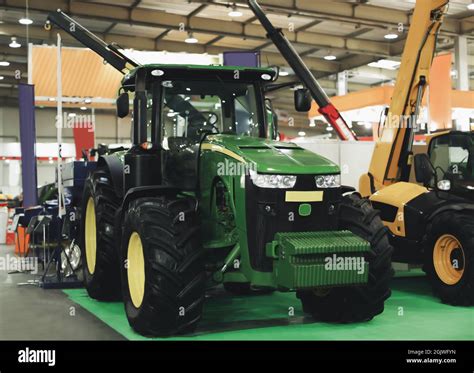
245, 174, 342, 272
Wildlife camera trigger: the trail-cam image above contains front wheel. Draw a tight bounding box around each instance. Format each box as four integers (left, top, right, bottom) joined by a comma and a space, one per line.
297, 194, 394, 322
120, 195, 206, 337
424, 212, 473, 306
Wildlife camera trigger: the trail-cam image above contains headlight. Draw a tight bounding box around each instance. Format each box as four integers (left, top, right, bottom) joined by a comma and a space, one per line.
250, 171, 297, 189
315, 174, 340, 188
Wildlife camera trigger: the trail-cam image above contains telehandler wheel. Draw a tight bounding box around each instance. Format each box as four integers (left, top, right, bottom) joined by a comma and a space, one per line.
297, 194, 393, 322
223, 282, 274, 295
424, 212, 474, 306
80, 166, 122, 301
120, 196, 206, 337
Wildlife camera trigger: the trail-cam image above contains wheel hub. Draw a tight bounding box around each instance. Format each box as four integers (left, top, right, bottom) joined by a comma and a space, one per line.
85, 197, 97, 275
127, 232, 145, 308
433, 234, 465, 285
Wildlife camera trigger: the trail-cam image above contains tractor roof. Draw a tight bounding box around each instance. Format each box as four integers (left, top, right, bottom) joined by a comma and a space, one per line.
122, 64, 276, 89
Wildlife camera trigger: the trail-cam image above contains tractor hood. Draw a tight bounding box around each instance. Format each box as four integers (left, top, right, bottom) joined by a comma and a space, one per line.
203, 135, 339, 175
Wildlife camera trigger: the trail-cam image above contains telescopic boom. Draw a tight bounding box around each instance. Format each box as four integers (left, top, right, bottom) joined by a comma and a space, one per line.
47, 9, 140, 74
248, 0, 357, 141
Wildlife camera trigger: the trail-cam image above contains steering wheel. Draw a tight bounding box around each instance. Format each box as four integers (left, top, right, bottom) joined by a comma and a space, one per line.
194, 111, 220, 134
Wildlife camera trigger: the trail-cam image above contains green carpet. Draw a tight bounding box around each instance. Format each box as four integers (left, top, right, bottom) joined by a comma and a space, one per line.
63, 276, 473, 341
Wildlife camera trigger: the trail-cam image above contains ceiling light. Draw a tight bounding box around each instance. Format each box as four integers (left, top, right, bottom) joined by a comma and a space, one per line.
324, 55, 337, 61
298, 131, 306, 137
9, 37, 21, 48
185, 33, 198, 44
368, 59, 401, 70
19, 17, 33, 25
48, 97, 56, 102
0, 76, 4, 80
384, 33, 398, 40
467, 3, 474, 10
80, 106, 87, 111
228, 6, 243, 17
0, 61, 10, 67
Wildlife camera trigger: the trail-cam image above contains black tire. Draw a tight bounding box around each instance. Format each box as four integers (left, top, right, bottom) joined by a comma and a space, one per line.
120, 196, 206, 337
223, 282, 274, 295
80, 166, 122, 301
424, 212, 474, 306
297, 194, 394, 322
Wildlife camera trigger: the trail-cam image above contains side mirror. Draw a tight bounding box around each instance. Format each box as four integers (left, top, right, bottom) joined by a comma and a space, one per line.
414, 154, 435, 186
116, 92, 129, 118
294, 89, 312, 112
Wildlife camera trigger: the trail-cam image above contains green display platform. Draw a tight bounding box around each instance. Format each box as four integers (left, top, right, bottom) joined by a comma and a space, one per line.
63, 277, 473, 341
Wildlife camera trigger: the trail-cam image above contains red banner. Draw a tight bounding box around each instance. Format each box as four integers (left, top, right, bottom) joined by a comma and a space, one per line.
73, 120, 95, 160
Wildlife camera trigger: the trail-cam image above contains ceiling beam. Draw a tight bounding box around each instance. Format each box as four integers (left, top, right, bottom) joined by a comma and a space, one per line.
198, 0, 465, 36
460, 16, 474, 34
0, 23, 340, 73
0, 0, 394, 57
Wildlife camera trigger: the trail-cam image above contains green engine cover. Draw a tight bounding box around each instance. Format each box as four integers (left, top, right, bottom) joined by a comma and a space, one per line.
267, 231, 370, 290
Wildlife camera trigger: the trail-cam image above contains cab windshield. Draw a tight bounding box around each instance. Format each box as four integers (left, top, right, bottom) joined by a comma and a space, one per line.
430, 133, 474, 184
161, 79, 264, 147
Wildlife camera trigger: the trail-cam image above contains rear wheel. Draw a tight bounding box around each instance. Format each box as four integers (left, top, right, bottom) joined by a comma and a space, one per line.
424, 212, 474, 306
297, 194, 394, 322
80, 166, 121, 300
120, 196, 206, 337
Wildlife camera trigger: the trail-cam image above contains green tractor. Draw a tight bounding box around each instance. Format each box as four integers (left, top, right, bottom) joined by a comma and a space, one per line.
48, 7, 393, 337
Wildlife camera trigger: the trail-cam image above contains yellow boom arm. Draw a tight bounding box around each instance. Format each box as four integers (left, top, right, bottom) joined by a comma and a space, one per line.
359, 0, 449, 197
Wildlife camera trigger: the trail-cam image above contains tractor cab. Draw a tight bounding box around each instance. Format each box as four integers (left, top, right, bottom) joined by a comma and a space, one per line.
426, 131, 474, 198
117, 65, 278, 190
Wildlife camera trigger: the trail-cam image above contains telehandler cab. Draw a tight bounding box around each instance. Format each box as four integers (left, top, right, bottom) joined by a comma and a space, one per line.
47, 2, 393, 336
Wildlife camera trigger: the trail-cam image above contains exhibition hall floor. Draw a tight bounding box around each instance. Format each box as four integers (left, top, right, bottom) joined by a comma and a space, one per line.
1, 245, 472, 341
64, 276, 473, 341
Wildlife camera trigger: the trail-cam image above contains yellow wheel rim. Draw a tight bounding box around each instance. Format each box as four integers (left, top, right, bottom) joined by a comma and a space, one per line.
433, 234, 465, 285
85, 197, 97, 275
128, 232, 145, 308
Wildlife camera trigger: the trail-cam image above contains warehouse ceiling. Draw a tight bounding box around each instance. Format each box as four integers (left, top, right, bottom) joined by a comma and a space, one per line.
0, 0, 473, 136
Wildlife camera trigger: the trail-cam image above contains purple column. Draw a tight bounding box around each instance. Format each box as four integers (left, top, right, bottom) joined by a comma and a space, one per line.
18, 84, 38, 207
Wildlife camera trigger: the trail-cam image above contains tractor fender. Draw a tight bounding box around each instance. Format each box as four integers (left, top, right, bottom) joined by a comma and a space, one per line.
98, 155, 124, 198
113, 185, 181, 244
427, 203, 474, 222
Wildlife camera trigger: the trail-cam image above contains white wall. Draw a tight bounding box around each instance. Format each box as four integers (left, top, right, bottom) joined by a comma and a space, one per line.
0, 106, 131, 144
0, 105, 132, 195
298, 140, 375, 188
